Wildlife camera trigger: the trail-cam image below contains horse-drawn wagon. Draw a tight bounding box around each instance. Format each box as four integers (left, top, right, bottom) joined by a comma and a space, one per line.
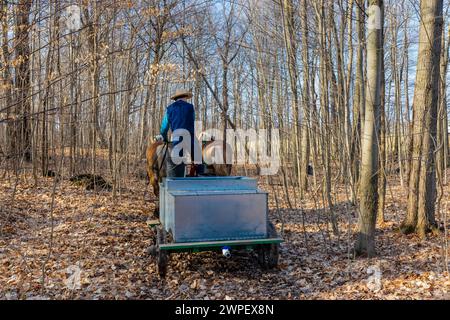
147, 176, 283, 278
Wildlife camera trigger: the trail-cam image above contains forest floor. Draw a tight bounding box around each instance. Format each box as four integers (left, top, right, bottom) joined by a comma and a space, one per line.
0, 168, 449, 300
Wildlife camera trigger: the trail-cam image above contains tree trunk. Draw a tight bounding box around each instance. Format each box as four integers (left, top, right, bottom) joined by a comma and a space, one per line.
1, 0, 13, 157
281, 0, 301, 191
14, 0, 33, 162
377, 4, 386, 224
401, 0, 443, 238
299, 0, 310, 194
350, 0, 366, 203
355, 0, 383, 257
437, 24, 449, 185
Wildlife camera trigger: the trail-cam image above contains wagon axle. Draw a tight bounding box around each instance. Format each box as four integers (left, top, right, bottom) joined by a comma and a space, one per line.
147, 245, 157, 257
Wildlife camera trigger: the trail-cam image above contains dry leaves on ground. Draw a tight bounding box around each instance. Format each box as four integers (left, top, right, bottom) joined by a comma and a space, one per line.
0, 173, 449, 300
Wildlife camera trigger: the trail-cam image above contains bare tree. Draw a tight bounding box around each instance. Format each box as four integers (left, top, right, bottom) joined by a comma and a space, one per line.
13, 0, 33, 162
355, 0, 384, 257
402, 0, 444, 238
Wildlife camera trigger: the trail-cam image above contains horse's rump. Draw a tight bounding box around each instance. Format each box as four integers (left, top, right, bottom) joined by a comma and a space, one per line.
146, 139, 233, 196
153, 143, 168, 175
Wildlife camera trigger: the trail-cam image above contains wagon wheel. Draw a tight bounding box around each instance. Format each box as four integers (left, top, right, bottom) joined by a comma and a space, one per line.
153, 204, 160, 219
156, 226, 169, 278
257, 221, 279, 269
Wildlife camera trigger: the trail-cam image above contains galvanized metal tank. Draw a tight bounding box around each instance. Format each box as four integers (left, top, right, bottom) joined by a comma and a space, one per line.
159, 177, 268, 242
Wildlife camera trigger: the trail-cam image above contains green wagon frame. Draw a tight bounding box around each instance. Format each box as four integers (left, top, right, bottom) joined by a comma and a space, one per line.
147, 219, 283, 278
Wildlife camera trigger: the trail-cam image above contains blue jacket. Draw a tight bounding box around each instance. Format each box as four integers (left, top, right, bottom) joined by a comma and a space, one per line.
160, 100, 195, 148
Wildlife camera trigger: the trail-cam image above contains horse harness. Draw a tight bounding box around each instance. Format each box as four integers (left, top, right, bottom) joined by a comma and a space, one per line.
152, 142, 201, 178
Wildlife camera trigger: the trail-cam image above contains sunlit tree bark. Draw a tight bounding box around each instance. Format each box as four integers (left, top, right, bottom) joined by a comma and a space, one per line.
402, 0, 443, 238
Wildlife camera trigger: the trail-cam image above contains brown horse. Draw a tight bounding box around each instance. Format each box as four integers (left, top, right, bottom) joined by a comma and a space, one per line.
146, 138, 232, 216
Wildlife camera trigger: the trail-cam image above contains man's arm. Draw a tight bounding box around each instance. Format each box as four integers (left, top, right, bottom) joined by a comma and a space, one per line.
160, 111, 169, 141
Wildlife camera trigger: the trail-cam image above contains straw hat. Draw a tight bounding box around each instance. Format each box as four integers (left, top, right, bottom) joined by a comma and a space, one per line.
170, 89, 193, 100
